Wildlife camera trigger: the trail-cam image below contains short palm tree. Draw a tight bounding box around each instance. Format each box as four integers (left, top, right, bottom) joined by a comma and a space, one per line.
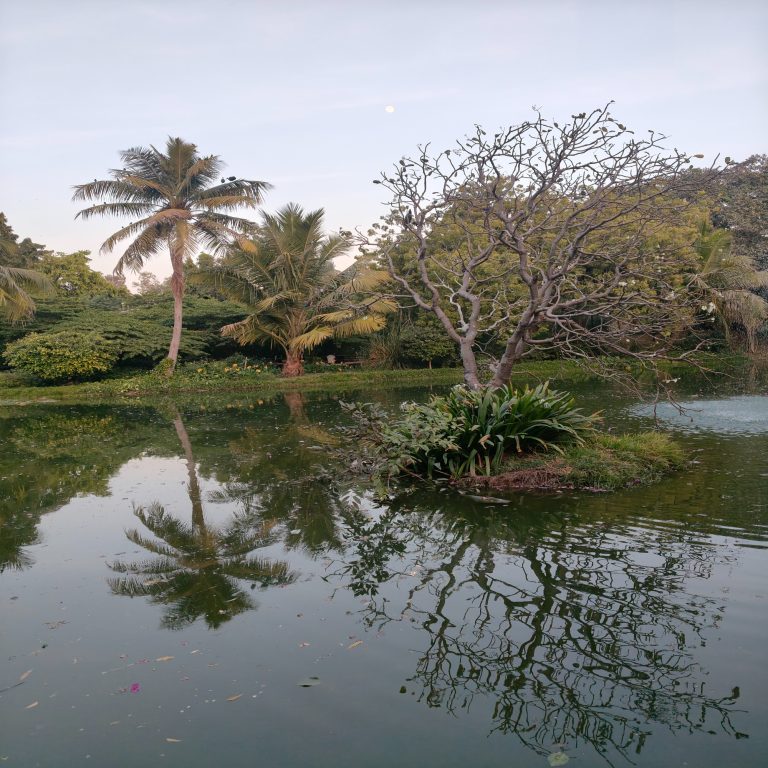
691, 220, 768, 352
199, 204, 393, 375
73, 138, 269, 371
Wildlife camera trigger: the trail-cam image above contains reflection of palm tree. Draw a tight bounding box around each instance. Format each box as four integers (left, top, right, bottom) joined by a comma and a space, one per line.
108, 410, 296, 629
210, 393, 346, 554
108, 502, 295, 630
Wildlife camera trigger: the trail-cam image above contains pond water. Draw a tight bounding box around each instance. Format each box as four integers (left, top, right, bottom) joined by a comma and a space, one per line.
1, 381, 767, 767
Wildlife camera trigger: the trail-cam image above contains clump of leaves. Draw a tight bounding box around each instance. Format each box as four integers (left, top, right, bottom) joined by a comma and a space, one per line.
342, 382, 597, 480
3, 330, 117, 383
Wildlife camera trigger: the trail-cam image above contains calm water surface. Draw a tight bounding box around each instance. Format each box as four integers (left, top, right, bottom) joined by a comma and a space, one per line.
1, 382, 767, 767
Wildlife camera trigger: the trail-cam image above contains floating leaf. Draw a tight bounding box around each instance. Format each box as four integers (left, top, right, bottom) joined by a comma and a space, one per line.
227, 694, 242, 702
347, 640, 364, 650
297, 676, 321, 687
155, 656, 174, 662
25, 701, 39, 709
548, 752, 570, 767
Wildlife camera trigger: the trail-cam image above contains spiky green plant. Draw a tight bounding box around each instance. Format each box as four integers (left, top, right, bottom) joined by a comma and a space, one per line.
343, 382, 596, 480
73, 138, 269, 372
197, 204, 394, 375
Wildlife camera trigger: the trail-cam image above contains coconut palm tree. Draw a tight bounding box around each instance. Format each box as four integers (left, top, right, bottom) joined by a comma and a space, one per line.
691, 220, 768, 352
199, 204, 393, 375
73, 138, 269, 372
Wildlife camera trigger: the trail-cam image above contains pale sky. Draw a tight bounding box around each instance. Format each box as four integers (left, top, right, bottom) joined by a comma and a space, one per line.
1, 0, 766, 280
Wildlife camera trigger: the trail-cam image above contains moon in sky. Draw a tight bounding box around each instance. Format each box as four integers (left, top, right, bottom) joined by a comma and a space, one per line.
384, 105, 395, 113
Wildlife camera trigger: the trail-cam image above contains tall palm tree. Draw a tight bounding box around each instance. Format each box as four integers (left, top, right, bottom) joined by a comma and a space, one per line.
199, 204, 393, 375
691, 220, 768, 352
73, 138, 270, 372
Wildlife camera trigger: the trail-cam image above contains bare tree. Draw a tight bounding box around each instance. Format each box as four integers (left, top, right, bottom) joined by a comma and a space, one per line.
363, 104, 716, 389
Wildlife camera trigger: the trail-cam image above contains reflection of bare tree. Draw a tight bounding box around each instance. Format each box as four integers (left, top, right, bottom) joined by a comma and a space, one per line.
335, 499, 746, 765
107, 411, 297, 629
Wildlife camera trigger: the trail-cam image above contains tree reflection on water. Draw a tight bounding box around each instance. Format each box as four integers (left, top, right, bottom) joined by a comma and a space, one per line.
335, 494, 747, 764
107, 411, 297, 629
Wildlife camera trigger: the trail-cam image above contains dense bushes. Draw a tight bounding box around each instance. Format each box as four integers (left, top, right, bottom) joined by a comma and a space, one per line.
0, 295, 247, 371
3, 330, 118, 382
343, 383, 596, 480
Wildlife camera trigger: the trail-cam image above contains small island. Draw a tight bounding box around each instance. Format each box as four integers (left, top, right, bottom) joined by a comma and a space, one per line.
342, 383, 686, 493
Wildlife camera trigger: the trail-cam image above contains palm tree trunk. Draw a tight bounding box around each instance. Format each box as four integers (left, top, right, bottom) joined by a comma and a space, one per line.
167, 241, 185, 375
282, 349, 304, 377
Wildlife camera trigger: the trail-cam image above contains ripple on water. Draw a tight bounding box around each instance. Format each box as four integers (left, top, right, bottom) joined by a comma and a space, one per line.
631, 395, 768, 435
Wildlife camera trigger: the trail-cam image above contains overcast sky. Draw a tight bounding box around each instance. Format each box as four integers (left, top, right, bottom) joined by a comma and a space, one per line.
1, 0, 766, 280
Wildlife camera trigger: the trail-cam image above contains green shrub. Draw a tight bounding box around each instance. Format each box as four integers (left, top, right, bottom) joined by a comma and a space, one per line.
399, 314, 456, 367
3, 331, 117, 382
343, 382, 597, 480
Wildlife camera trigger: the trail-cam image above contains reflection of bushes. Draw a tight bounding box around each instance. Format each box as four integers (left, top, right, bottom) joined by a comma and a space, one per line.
0, 406, 169, 569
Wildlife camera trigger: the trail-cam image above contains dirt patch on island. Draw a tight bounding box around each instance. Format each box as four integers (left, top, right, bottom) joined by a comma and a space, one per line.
457, 459, 576, 492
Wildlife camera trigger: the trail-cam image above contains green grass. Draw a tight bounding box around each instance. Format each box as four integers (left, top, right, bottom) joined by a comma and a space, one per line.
0, 365, 465, 403
475, 431, 686, 492
0, 351, 753, 405
561, 431, 686, 490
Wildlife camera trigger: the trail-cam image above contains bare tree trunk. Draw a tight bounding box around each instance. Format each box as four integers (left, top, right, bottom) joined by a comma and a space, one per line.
166, 242, 185, 375
460, 340, 481, 390
282, 349, 304, 377
490, 335, 527, 388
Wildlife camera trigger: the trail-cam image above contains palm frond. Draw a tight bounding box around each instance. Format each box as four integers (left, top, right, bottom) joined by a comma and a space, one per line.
196, 179, 271, 206
76, 202, 156, 221
0, 266, 54, 322
113, 227, 165, 274
72, 178, 156, 204
290, 326, 334, 351
332, 314, 388, 338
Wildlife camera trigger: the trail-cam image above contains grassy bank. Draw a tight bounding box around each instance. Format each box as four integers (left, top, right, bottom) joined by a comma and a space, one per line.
0, 351, 750, 405
461, 431, 686, 493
